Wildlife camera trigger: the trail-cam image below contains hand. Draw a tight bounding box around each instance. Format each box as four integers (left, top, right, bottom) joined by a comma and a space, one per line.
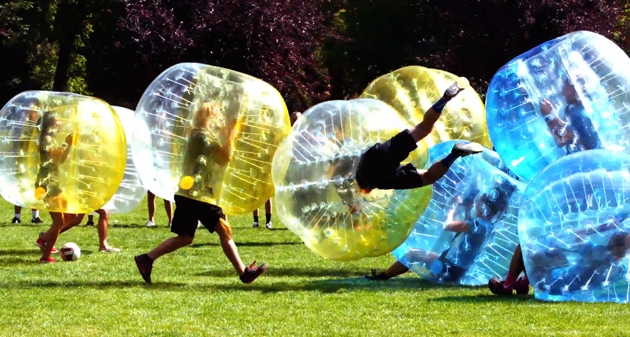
64, 134, 73, 146
540, 99, 554, 115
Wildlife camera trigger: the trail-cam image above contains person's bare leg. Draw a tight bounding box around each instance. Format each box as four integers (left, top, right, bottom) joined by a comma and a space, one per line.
147, 235, 193, 261
215, 218, 246, 275
96, 209, 114, 250
41, 212, 66, 260
164, 199, 173, 225
147, 191, 156, 223
384, 261, 410, 278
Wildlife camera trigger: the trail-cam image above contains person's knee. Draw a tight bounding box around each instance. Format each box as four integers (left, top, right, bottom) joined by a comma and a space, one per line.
177, 235, 194, 246
96, 209, 109, 218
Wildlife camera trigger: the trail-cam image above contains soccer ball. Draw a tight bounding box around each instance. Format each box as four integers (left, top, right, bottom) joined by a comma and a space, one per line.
60, 242, 81, 261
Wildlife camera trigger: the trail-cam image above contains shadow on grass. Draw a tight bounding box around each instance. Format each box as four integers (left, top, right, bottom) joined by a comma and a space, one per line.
189, 241, 301, 248
196, 266, 366, 278
212, 277, 451, 293
429, 293, 535, 303
0, 280, 189, 289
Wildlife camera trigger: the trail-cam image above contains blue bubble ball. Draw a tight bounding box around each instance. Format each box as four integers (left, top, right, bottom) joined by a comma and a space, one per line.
486, 30, 630, 182
520, 149, 630, 302
392, 140, 525, 285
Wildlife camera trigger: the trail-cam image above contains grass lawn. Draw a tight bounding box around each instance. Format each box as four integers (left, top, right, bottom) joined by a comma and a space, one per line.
1, 198, 629, 337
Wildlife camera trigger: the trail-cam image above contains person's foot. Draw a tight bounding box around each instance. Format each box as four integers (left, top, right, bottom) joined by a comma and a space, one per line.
488, 278, 513, 296
252, 221, 260, 228
265, 221, 272, 229
11, 217, 21, 224
443, 77, 469, 99
134, 254, 153, 283
39, 257, 55, 264
197, 221, 203, 229
513, 277, 530, 295
145, 220, 155, 227
99, 247, 121, 253
31, 217, 43, 224
240, 261, 267, 284
365, 269, 390, 281
35, 233, 59, 254
85, 220, 95, 226
451, 142, 484, 157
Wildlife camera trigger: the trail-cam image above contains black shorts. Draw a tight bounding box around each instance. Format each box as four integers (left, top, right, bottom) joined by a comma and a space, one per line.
171, 195, 225, 237
431, 257, 466, 282
355, 130, 424, 190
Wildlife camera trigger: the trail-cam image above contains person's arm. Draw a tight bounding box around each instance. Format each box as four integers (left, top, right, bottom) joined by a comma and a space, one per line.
540, 99, 574, 147
213, 119, 239, 166
59, 134, 73, 163
444, 220, 470, 233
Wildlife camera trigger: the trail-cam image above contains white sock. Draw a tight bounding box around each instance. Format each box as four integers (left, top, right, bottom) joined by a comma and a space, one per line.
14, 213, 20, 219
32, 210, 39, 218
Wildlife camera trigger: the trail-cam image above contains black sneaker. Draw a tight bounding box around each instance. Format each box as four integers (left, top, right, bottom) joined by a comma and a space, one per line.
365, 269, 390, 281
239, 261, 267, 284
134, 254, 153, 284
451, 142, 484, 157
85, 220, 95, 226
11, 217, 21, 224
31, 217, 43, 224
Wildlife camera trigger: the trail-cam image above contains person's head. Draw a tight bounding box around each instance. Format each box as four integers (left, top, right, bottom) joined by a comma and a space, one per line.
560, 74, 585, 104
39, 111, 61, 135
193, 102, 224, 130
474, 185, 512, 221
290, 111, 302, 126
607, 232, 630, 260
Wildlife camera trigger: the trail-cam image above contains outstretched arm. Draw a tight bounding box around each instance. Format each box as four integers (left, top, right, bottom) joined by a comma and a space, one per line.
213, 119, 239, 166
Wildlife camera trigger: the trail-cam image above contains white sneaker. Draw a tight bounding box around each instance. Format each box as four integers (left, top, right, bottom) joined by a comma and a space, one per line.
146, 220, 155, 227
252, 221, 260, 228
265, 222, 272, 229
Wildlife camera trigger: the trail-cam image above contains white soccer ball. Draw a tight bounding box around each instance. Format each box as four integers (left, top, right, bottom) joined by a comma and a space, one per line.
60, 242, 81, 261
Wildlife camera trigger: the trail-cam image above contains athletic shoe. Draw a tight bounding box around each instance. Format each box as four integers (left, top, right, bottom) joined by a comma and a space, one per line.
35, 234, 59, 254
239, 261, 267, 284
265, 222, 272, 229
365, 269, 390, 281
85, 220, 95, 226
451, 142, 484, 157
488, 278, 513, 296
252, 221, 260, 228
134, 254, 153, 284
145, 220, 155, 227
99, 247, 121, 253
39, 257, 55, 264
31, 217, 43, 224
11, 217, 21, 224
514, 277, 530, 295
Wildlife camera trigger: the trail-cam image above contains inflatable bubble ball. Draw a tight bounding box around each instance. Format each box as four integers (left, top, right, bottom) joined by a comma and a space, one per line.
486, 30, 630, 182
393, 140, 525, 285
100, 106, 148, 214
520, 149, 630, 302
272, 98, 432, 261
361, 65, 491, 148
132, 63, 291, 214
0, 91, 126, 213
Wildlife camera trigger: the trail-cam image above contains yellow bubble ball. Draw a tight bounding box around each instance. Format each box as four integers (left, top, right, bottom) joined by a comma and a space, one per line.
133, 63, 291, 215
272, 98, 432, 261
179, 175, 195, 190
0, 91, 127, 213
361, 65, 491, 148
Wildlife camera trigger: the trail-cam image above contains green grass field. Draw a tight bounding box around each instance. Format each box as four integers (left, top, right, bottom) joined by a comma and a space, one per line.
1, 199, 629, 337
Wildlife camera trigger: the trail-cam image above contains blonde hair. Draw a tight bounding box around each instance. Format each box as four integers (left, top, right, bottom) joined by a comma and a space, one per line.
193, 102, 225, 130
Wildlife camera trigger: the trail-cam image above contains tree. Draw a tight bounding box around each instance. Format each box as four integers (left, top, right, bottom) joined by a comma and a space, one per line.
117, 0, 340, 111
